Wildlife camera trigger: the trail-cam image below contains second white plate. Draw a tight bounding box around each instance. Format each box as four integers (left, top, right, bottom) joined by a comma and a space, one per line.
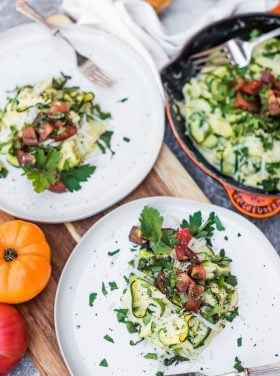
0, 23, 164, 222
55, 197, 280, 376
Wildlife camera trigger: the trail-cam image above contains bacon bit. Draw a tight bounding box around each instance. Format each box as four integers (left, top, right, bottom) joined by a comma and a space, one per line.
155, 272, 169, 295
239, 80, 264, 96
37, 123, 54, 141
50, 101, 70, 114
235, 92, 260, 113
16, 150, 36, 166
261, 71, 275, 84
268, 89, 280, 116
48, 181, 67, 193
190, 265, 206, 281
22, 126, 39, 146
184, 284, 204, 312
175, 272, 193, 292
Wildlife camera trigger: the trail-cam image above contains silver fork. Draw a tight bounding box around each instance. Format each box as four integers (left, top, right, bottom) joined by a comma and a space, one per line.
16, 0, 115, 88
169, 361, 280, 376
190, 27, 280, 72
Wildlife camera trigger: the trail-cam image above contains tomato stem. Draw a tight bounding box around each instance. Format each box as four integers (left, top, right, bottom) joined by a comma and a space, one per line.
3, 248, 18, 262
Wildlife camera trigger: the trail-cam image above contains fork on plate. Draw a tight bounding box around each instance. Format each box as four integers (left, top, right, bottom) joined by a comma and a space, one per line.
190, 27, 280, 72
16, 0, 115, 88
168, 360, 280, 376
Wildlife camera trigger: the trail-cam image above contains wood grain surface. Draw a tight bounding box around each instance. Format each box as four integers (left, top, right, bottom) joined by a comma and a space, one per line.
0, 14, 209, 376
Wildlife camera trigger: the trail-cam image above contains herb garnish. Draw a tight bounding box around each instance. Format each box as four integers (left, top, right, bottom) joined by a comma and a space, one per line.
237, 337, 242, 347
99, 358, 108, 367
102, 282, 108, 296
108, 249, 120, 256
89, 292, 97, 307
181, 211, 225, 238
234, 356, 245, 372
103, 335, 114, 343
144, 353, 158, 360
109, 281, 118, 291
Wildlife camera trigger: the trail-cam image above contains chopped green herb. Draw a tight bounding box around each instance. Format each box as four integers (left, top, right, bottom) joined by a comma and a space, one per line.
128, 259, 135, 267
219, 249, 225, 257
224, 236, 229, 241
126, 321, 139, 333
181, 211, 225, 238
109, 281, 118, 291
89, 292, 97, 307
99, 358, 108, 367
164, 355, 189, 366
102, 282, 108, 296
144, 353, 158, 360
118, 97, 129, 103
237, 337, 242, 347
123, 275, 129, 284
234, 356, 245, 372
226, 307, 239, 322
129, 338, 144, 346
155, 372, 164, 376
103, 335, 114, 343
0, 163, 8, 178
97, 130, 114, 156
226, 274, 238, 287
114, 308, 128, 323
237, 233, 242, 237
123, 136, 130, 142
60, 164, 96, 192
108, 249, 120, 256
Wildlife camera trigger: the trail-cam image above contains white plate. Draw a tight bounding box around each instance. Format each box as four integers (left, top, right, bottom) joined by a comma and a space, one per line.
0, 24, 164, 223
55, 197, 280, 376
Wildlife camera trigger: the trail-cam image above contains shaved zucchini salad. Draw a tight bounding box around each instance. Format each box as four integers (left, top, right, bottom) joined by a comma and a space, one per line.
182, 32, 280, 192
119, 207, 238, 366
0, 73, 112, 193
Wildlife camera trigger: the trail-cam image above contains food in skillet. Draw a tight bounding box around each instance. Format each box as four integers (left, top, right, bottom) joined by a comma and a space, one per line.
119, 207, 238, 365
0, 74, 112, 193
182, 34, 280, 192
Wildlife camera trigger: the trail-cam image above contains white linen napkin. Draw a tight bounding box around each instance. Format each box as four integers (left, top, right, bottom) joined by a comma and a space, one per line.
62, 0, 277, 94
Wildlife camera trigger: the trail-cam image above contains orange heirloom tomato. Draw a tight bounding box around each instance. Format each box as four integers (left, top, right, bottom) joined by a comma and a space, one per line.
0, 220, 51, 304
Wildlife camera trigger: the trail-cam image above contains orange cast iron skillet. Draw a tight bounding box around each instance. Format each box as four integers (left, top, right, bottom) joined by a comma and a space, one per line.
161, 13, 280, 219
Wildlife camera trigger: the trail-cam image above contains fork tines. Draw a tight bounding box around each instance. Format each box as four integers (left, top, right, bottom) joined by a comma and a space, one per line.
190, 43, 229, 72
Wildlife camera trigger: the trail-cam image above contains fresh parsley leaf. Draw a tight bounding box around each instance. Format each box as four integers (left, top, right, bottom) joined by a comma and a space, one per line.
234, 356, 245, 372
102, 282, 108, 296
109, 281, 118, 291
103, 335, 114, 343
144, 353, 158, 360
237, 337, 242, 347
126, 321, 139, 333
34, 148, 60, 170
94, 104, 112, 120
140, 206, 163, 243
89, 292, 97, 307
108, 249, 120, 256
114, 308, 128, 323
60, 164, 96, 192
23, 165, 56, 193
0, 163, 8, 178
97, 130, 114, 155
99, 358, 108, 367
181, 211, 225, 238
225, 274, 238, 287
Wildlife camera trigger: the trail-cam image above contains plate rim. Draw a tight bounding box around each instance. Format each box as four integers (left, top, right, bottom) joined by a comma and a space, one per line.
0, 23, 165, 223
54, 196, 279, 375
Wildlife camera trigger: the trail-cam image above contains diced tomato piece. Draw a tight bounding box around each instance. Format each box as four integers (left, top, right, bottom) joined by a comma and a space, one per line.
235, 92, 259, 113
54, 125, 77, 141
175, 272, 193, 292
234, 77, 246, 90
240, 80, 264, 95
50, 101, 70, 113
261, 71, 275, 84
175, 244, 200, 264
37, 123, 54, 141
184, 284, 204, 312
16, 150, 36, 166
22, 126, 39, 146
274, 80, 280, 91
190, 265, 206, 280
175, 228, 193, 245
48, 181, 67, 193
155, 272, 169, 295
268, 89, 280, 116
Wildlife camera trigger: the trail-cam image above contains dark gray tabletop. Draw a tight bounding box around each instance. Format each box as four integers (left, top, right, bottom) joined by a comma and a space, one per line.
1, 0, 279, 375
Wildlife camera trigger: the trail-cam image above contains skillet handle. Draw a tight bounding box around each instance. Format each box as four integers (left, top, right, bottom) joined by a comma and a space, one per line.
221, 183, 280, 219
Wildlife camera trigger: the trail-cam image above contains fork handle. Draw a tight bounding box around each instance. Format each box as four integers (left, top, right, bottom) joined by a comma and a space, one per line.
250, 27, 280, 48
16, 0, 59, 35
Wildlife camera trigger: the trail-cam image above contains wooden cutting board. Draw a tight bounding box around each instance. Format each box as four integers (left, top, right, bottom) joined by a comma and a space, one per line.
0, 15, 209, 376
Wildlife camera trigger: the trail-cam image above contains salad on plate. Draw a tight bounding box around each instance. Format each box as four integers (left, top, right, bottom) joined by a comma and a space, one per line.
182, 32, 280, 192
118, 206, 238, 366
0, 73, 112, 193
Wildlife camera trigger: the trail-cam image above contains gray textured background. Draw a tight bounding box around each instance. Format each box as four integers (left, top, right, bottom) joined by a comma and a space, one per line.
1, 0, 278, 375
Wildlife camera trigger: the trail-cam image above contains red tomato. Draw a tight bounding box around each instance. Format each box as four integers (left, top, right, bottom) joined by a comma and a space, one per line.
239, 80, 263, 95
175, 228, 193, 245
235, 92, 259, 113
48, 181, 67, 193
190, 265, 206, 280
0, 304, 28, 375
50, 101, 70, 113
175, 272, 193, 292
184, 284, 204, 312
